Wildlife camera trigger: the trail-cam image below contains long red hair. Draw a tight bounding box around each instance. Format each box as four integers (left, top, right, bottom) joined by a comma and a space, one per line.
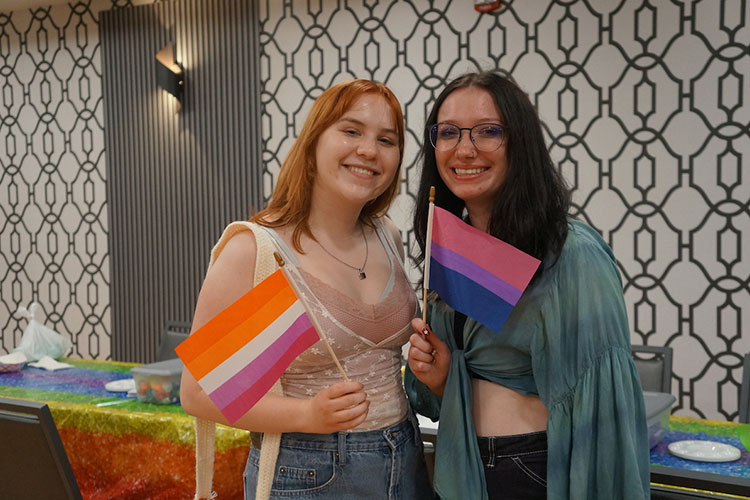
252, 79, 405, 251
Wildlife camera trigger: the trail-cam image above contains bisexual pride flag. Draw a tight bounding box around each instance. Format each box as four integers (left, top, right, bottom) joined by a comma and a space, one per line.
176, 269, 319, 424
427, 206, 541, 333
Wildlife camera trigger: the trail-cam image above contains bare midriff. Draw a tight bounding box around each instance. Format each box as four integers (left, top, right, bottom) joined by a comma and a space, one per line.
471, 378, 548, 436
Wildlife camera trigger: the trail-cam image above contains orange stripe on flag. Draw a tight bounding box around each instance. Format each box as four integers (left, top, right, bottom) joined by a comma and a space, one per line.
175, 270, 289, 363
184, 286, 298, 380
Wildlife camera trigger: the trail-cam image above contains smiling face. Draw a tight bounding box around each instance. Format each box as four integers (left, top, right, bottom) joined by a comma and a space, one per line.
435, 86, 508, 223
313, 93, 401, 209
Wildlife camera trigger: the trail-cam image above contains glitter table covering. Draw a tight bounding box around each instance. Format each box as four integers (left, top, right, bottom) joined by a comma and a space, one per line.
650, 415, 750, 498
0, 358, 250, 500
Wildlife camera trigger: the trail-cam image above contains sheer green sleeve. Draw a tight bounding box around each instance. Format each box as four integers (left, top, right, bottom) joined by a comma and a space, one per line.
532, 221, 651, 499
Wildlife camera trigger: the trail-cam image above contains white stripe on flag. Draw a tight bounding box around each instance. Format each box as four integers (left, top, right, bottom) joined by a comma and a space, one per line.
198, 300, 308, 393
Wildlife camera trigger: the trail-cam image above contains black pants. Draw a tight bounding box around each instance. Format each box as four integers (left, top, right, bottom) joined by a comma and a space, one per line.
478, 430, 548, 500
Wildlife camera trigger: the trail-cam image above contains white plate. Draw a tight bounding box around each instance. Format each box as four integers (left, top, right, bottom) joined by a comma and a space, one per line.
667, 440, 741, 462
105, 378, 136, 393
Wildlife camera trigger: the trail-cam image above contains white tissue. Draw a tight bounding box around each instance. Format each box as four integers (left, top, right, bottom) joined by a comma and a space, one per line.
28, 355, 73, 371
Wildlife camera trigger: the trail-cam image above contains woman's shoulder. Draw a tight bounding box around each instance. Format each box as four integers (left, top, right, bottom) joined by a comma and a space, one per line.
536, 218, 622, 292
559, 218, 617, 266
211, 224, 258, 271
372, 215, 405, 261
193, 225, 258, 330
373, 214, 401, 240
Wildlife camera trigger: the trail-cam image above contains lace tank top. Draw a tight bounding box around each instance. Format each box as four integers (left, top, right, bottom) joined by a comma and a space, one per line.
258, 218, 417, 431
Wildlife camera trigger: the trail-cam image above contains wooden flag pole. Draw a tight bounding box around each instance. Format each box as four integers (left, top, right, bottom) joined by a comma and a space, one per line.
274, 252, 349, 381
422, 186, 436, 322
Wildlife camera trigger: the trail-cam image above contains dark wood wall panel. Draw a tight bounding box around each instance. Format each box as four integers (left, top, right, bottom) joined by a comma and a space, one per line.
101, 0, 262, 362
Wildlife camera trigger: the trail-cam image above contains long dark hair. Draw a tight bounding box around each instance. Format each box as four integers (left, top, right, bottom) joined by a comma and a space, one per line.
413, 71, 571, 274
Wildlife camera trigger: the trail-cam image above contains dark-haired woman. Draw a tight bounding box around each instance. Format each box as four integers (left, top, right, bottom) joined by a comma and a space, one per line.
405, 71, 650, 500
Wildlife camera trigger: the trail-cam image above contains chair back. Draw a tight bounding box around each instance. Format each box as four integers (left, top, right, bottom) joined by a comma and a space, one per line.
155, 320, 192, 361
631, 344, 673, 394
740, 353, 750, 424
0, 397, 83, 500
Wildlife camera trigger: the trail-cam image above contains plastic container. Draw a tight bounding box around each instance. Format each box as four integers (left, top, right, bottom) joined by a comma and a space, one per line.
644, 390, 675, 449
130, 358, 183, 404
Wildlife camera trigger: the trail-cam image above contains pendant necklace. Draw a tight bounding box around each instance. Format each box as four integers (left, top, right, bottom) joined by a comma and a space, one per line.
314, 224, 368, 280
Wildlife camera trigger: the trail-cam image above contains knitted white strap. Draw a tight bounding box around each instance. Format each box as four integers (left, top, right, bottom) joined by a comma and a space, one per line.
193, 221, 281, 500
255, 381, 282, 499
194, 417, 216, 500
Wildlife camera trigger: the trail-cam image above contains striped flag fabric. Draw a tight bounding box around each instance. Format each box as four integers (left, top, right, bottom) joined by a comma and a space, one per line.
428, 206, 541, 333
176, 269, 319, 424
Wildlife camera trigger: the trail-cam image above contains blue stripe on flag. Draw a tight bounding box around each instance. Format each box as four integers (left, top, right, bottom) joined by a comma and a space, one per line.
430, 257, 514, 333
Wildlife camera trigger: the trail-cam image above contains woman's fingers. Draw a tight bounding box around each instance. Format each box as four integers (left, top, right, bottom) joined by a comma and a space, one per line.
328, 388, 368, 411
409, 333, 434, 362
325, 380, 364, 397
411, 317, 428, 335
407, 322, 450, 398
307, 381, 371, 432
423, 327, 450, 358
333, 399, 370, 426
337, 401, 370, 429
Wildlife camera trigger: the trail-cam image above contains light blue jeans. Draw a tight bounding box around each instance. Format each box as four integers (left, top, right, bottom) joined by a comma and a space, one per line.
243, 412, 434, 499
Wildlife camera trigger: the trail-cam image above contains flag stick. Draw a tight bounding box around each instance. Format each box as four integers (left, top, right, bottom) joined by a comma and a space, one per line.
422, 186, 435, 322
274, 252, 349, 381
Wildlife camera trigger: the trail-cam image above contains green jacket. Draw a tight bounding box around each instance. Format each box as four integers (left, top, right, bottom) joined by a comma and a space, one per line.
405, 219, 650, 500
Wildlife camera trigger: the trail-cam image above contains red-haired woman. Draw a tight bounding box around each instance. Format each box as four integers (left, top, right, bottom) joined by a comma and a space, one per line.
181, 80, 433, 500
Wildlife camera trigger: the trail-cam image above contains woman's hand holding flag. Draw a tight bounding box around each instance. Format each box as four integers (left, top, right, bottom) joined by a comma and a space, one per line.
408, 318, 451, 398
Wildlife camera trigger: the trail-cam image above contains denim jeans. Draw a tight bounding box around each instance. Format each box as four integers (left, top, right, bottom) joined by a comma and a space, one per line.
243, 412, 435, 499
479, 430, 548, 500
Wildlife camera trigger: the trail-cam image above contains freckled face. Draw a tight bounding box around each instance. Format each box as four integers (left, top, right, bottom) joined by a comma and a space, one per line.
313, 93, 401, 207
435, 87, 508, 216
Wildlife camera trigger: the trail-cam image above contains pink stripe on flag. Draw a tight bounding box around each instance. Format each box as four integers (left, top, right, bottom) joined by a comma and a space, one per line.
431, 242, 523, 304
209, 314, 317, 410
218, 324, 318, 423
432, 206, 540, 290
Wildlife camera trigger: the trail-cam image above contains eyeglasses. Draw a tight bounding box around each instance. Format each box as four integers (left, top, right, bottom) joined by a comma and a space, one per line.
429, 122, 506, 152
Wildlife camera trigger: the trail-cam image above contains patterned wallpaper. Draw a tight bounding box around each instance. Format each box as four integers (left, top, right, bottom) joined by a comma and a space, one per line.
0, 0, 115, 360
0, 0, 150, 358
257, 0, 749, 421
0, 0, 748, 420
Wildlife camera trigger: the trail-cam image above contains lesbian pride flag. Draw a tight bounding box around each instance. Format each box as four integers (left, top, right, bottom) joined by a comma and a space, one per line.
428, 206, 541, 332
176, 269, 319, 424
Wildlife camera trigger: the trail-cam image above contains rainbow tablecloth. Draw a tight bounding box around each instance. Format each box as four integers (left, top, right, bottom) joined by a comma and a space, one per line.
651, 416, 750, 478
649, 415, 750, 499
0, 358, 249, 500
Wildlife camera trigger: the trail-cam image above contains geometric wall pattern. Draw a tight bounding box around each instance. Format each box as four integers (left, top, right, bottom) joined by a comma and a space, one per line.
1, 0, 748, 420
257, 0, 750, 421
0, 0, 129, 361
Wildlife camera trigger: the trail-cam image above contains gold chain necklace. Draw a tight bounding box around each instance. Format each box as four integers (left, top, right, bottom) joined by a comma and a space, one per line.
313, 224, 368, 280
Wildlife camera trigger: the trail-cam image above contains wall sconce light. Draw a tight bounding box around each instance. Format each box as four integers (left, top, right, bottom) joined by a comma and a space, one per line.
155, 43, 184, 105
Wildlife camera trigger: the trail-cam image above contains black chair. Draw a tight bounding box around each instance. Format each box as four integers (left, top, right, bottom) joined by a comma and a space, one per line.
632, 344, 673, 394
155, 320, 192, 361
739, 353, 750, 424
0, 397, 83, 500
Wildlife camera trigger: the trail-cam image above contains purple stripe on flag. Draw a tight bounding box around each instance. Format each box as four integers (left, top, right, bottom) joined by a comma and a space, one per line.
431, 241, 523, 305
429, 257, 514, 333
218, 325, 318, 423
209, 314, 316, 410
432, 206, 540, 291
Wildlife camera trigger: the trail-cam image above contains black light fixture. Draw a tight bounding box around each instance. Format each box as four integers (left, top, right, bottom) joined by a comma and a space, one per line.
155, 43, 184, 105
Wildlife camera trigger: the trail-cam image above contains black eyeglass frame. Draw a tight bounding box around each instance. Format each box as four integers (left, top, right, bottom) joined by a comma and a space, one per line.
428, 122, 506, 152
